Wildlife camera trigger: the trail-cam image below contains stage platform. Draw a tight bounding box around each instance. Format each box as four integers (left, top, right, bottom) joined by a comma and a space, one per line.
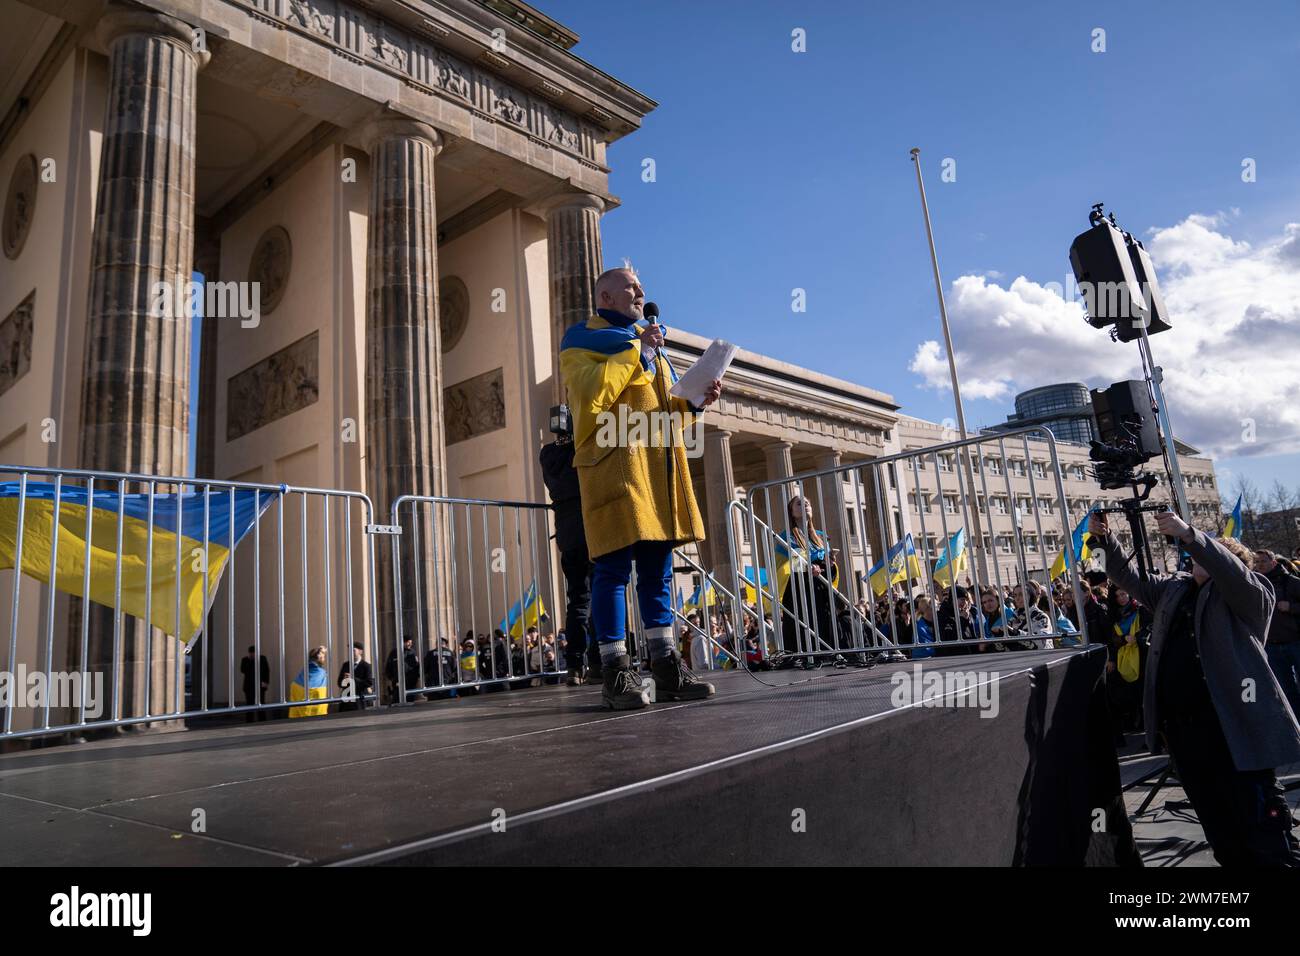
0, 646, 1137, 866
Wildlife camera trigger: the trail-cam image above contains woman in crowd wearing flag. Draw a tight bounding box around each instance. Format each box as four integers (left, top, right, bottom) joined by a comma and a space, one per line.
977, 588, 1014, 652
459, 638, 479, 685
911, 595, 937, 659
775, 495, 841, 668
1107, 586, 1150, 731
288, 646, 330, 718
1008, 581, 1054, 650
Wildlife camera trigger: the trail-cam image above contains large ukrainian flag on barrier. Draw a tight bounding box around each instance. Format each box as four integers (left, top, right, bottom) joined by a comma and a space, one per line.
0, 482, 276, 646
499, 580, 546, 638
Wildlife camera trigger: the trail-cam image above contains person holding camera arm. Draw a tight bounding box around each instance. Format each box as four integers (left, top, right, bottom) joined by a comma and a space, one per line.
1089, 509, 1300, 865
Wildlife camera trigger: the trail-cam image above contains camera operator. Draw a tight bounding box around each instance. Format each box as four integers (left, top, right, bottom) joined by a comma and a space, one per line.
540, 406, 602, 687
1090, 509, 1300, 865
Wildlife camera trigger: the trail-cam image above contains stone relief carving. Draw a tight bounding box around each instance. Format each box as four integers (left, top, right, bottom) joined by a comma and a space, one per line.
438, 276, 469, 352
444, 368, 505, 445
226, 330, 320, 441
287, 0, 334, 37
490, 82, 527, 126
367, 22, 408, 72
434, 51, 471, 101
542, 107, 580, 151
236, 0, 595, 160
0, 290, 34, 398
249, 225, 292, 316
3, 154, 37, 261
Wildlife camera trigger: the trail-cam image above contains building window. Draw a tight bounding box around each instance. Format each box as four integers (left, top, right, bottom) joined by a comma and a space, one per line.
893, 511, 904, 538
944, 495, 959, 514
998, 535, 1013, 554
938, 455, 953, 473
1009, 459, 1026, 476
993, 497, 1008, 514
986, 458, 1003, 475
1032, 462, 1047, 479
1037, 497, 1054, 514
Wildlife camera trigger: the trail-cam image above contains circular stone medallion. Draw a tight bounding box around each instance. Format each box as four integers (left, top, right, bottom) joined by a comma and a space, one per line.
249, 225, 292, 315
3, 154, 38, 260
439, 275, 469, 351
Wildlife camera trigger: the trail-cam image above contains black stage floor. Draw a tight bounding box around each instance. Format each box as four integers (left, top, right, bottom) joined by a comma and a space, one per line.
0, 647, 1134, 866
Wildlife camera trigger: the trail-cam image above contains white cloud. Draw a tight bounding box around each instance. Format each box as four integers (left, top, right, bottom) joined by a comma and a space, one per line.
908, 215, 1300, 460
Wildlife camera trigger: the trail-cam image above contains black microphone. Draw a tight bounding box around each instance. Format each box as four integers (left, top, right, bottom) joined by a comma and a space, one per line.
642, 301, 665, 360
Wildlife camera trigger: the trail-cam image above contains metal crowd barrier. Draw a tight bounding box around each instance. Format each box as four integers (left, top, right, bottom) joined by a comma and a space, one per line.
626, 546, 743, 672
0, 463, 380, 740
732, 427, 1091, 663
724, 499, 905, 666
387, 494, 564, 701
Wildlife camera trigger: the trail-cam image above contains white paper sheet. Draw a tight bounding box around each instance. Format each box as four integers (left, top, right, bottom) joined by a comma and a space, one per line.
670, 338, 737, 408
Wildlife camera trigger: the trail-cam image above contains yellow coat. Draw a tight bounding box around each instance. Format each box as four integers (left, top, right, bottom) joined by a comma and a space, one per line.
559, 312, 705, 559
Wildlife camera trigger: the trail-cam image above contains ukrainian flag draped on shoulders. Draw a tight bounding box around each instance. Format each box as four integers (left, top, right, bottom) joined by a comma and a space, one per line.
558, 309, 704, 559
0, 481, 277, 646
288, 660, 328, 718
773, 528, 839, 601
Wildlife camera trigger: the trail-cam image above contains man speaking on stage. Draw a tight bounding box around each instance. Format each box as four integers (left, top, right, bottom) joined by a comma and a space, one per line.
559, 265, 722, 710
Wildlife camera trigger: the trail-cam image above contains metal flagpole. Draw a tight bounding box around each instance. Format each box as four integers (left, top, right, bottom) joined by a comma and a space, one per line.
910, 147, 989, 584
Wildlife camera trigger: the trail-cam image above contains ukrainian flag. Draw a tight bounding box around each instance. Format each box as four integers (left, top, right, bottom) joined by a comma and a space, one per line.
932, 528, 968, 588
288, 661, 328, 718
683, 579, 718, 614
741, 566, 772, 608
0, 481, 276, 646
499, 581, 546, 638
868, 534, 922, 597
1222, 494, 1243, 539
1051, 507, 1095, 580
773, 528, 842, 604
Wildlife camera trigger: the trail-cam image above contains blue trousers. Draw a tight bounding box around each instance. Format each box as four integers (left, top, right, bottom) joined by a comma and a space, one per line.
591, 540, 675, 644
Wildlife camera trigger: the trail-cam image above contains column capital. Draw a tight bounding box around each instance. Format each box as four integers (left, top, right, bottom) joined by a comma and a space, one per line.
762, 439, 794, 453
704, 426, 734, 444
359, 115, 443, 155
539, 191, 605, 219
96, 3, 210, 66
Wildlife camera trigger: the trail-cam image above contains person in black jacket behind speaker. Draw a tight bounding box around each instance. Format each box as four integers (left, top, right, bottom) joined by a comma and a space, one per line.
540, 405, 601, 686
1255, 549, 1300, 718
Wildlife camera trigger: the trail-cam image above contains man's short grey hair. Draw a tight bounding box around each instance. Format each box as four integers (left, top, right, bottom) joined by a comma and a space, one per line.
595, 263, 637, 288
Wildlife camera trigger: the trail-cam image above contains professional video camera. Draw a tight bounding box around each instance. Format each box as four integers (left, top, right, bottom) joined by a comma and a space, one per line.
1088, 436, 1154, 491
1088, 381, 1160, 491
548, 404, 572, 440
1090, 380, 1170, 576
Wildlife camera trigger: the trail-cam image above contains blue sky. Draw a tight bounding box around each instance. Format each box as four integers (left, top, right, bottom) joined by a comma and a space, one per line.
543, 0, 1300, 502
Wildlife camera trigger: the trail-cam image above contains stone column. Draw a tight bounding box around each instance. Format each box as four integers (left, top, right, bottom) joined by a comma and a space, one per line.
761, 440, 795, 532
74, 4, 207, 721
860, 461, 891, 571
362, 117, 450, 668
544, 192, 604, 403
703, 429, 740, 592
813, 449, 850, 570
